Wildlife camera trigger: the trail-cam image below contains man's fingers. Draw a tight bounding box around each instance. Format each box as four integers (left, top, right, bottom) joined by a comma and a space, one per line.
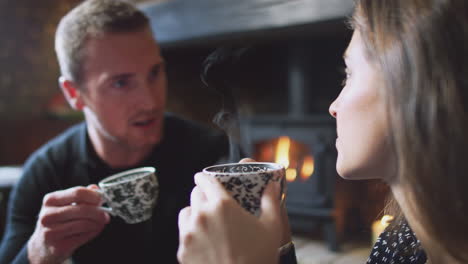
63, 230, 102, 248
194, 173, 230, 201
43, 187, 103, 207
43, 219, 106, 243
41, 204, 110, 227
87, 184, 99, 190
51, 229, 103, 258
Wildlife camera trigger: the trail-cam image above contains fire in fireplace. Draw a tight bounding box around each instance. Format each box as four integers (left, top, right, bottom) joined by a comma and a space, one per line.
241, 115, 339, 251
255, 136, 315, 183
238, 41, 343, 251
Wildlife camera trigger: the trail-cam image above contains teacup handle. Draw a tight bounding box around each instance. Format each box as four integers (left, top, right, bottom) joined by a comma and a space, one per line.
98, 206, 115, 216
94, 189, 116, 216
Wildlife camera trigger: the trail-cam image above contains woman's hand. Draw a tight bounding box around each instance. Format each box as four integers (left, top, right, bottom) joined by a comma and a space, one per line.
177, 168, 283, 264
238, 158, 293, 248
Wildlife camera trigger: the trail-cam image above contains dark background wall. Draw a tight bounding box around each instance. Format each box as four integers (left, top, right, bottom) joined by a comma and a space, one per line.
0, 0, 82, 165
0, 0, 82, 119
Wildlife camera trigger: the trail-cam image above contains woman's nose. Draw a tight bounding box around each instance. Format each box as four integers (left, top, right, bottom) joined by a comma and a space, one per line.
329, 99, 338, 118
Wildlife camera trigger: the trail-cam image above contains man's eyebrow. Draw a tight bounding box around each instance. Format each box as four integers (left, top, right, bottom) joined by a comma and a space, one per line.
149, 61, 165, 74
148, 59, 165, 70
154, 60, 165, 68
108, 73, 134, 82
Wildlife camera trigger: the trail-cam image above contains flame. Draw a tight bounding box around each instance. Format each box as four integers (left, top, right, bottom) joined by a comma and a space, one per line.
286, 168, 297, 182
275, 136, 290, 168
273, 136, 314, 182
300, 155, 315, 180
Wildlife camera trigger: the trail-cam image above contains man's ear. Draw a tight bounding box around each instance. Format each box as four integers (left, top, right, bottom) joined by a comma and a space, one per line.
59, 76, 85, 111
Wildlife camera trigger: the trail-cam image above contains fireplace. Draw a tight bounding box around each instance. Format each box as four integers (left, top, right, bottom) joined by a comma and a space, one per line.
242, 116, 338, 250
141, 0, 358, 251
232, 38, 340, 251
240, 44, 340, 251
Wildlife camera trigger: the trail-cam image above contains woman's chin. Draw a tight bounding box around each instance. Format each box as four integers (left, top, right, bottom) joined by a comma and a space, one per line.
338, 172, 363, 180
336, 165, 379, 181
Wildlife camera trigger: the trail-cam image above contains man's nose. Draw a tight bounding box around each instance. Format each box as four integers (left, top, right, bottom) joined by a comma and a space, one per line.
138, 81, 165, 108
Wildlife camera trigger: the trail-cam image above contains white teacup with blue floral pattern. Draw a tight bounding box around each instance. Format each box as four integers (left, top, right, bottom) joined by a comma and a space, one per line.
98, 167, 159, 224
203, 162, 286, 216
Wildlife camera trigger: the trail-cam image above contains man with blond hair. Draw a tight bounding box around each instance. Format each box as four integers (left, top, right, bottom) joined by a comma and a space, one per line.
0, 1, 229, 263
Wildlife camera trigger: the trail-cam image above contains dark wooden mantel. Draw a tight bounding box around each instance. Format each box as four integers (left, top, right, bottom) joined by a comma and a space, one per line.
139, 0, 354, 49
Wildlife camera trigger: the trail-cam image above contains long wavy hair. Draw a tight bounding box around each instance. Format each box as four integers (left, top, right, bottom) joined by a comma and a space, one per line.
351, 0, 468, 261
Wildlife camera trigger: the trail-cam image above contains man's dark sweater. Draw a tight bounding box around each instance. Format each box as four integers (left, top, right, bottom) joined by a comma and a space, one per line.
0, 113, 230, 264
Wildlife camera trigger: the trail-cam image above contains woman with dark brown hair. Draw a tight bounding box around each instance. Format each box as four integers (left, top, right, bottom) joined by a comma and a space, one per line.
177, 0, 468, 263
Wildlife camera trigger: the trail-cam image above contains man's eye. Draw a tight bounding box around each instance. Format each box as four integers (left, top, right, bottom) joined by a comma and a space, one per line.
151, 67, 160, 77
149, 65, 162, 80
113, 79, 129, 88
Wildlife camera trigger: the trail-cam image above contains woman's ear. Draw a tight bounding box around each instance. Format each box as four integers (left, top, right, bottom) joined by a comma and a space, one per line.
59, 76, 85, 111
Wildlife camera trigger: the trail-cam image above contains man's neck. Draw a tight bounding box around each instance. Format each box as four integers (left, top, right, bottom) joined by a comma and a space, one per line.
87, 128, 154, 169
390, 184, 462, 264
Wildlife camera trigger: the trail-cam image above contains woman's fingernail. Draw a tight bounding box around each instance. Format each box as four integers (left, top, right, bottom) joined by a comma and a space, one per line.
239, 158, 255, 163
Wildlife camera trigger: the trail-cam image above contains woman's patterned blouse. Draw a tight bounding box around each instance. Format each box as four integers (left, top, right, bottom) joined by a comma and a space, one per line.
367, 219, 427, 264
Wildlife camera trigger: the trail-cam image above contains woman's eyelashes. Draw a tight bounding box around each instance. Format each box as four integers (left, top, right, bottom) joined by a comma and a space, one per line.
340, 67, 351, 87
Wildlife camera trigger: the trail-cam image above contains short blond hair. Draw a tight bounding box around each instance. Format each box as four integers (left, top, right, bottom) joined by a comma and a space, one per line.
55, 0, 149, 85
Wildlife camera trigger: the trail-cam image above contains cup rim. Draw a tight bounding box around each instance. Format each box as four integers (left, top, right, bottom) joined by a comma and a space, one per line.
203, 162, 284, 175
98, 166, 156, 187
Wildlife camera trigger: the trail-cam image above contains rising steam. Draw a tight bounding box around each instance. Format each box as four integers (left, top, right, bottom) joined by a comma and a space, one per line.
201, 46, 251, 162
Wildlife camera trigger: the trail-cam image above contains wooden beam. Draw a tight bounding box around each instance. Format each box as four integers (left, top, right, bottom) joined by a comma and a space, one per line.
139, 0, 354, 48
